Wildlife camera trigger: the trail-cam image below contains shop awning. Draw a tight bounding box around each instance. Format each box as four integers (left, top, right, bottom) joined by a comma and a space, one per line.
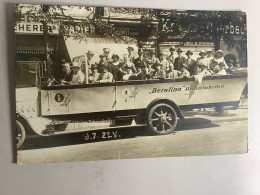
64, 36, 138, 63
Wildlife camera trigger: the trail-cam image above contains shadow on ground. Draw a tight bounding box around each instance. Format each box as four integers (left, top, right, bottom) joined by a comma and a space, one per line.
19, 117, 218, 150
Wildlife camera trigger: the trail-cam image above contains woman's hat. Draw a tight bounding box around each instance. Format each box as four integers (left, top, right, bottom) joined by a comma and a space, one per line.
91, 64, 98, 69
86, 50, 94, 56
199, 50, 207, 55
99, 54, 106, 58
215, 50, 224, 56
176, 48, 183, 53
169, 46, 175, 51
186, 50, 193, 55
181, 63, 189, 68
112, 53, 120, 59
127, 46, 134, 51
72, 62, 80, 68
138, 48, 144, 54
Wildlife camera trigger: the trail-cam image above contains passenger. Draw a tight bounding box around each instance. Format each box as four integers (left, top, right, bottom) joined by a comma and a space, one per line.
134, 48, 146, 68
108, 53, 122, 81
185, 50, 196, 75
214, 50, 229, 69
159, 53, 170, 71
167, 64, 179, 78
179, 63, 190, 78
88, 64, 100, 83
206, 48, 214, 68
150, 50, 160, 69
97, 54, 109, 73
153, 63, 166, 79
81, 50, 94, 75
173, 48, 186, 71
198, 64, 212, 76
127, 46, 136, 63
120, 54, 137, 73
235, 59, 241, 68
226, 59, 236, 74
122, 66, 134, 81
215, 62, 227, 75
166, 46, 175, 66
193, 63, 201, 75
196, 50, 210, 69
133, 62, 146, 80
209, 60, 220, 74
103, 48, 111, 62
70, 62, 85, 84
145, 59, 155, 79
98, 64, 113, 83
61, 62, 73, 84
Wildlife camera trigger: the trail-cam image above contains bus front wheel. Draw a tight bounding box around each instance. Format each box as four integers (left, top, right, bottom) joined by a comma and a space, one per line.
16, 120, 26, 149
147, 103, 178, 135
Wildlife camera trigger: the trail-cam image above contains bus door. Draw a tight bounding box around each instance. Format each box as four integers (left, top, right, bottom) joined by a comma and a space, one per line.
115, 84, 137, 111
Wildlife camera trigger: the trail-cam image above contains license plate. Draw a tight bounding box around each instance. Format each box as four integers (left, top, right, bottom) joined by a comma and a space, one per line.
83, 130, 121, 141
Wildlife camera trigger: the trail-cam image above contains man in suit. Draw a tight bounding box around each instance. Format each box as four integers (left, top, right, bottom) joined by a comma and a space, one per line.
174, 48, 186, 71
185, 50, 196, 75
98, 64, 113, 83
97, 54, 108, 73
134, 48, 146, 68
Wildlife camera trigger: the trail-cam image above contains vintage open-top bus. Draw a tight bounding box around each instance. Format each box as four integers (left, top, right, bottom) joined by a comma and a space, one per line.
15, 58, 248, 148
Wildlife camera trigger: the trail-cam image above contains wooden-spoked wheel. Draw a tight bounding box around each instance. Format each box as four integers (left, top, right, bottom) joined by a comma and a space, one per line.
147, 103, 178, 135
16, 120, 26, 149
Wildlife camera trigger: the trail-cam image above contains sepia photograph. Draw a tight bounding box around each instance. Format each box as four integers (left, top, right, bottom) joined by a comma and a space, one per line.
14, 4, 248, 164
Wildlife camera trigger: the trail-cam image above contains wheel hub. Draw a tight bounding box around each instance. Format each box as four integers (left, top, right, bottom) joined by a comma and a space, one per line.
160, 114, 167, 123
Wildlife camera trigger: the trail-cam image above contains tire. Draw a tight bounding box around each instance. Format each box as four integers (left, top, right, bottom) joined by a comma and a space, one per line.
147, 103, 178, 135
16, 120, 26, 149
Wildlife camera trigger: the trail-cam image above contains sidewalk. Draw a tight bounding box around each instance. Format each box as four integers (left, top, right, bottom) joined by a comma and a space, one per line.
182, 96, 248, 123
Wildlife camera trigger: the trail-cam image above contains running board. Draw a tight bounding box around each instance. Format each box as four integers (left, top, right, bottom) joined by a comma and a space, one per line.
41, 123, 147, 135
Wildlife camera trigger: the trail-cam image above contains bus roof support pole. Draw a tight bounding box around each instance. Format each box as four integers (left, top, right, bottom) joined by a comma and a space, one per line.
84, 53, 88, 84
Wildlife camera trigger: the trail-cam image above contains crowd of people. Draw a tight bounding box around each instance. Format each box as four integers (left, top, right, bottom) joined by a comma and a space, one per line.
60, 45, 239, 85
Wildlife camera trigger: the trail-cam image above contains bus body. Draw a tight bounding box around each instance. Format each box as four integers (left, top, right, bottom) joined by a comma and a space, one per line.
15, 60, 247, 148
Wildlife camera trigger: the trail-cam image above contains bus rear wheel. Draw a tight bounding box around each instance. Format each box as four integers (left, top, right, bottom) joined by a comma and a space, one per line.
16, 120, 26, 149
147, 103, 178, 135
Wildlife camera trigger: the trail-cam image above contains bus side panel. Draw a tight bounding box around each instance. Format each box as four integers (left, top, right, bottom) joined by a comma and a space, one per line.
134, 78, 241, 109
115, 85, 136, 111
48, 89, 70, 115
40, 90, 50, 116
69, 86, 116, 114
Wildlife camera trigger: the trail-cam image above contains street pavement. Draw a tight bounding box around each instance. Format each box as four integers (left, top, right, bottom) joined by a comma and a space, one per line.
17, 97, 248, 164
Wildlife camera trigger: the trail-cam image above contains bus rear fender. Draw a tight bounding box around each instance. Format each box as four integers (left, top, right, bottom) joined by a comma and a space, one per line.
146, 98, 184, 120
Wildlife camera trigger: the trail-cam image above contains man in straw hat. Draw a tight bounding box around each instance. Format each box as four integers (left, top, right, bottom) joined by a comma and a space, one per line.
167, 45, 175, 65
174, 47, 186, 71
81, 50, 95, 78
70, 62, 85, 84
